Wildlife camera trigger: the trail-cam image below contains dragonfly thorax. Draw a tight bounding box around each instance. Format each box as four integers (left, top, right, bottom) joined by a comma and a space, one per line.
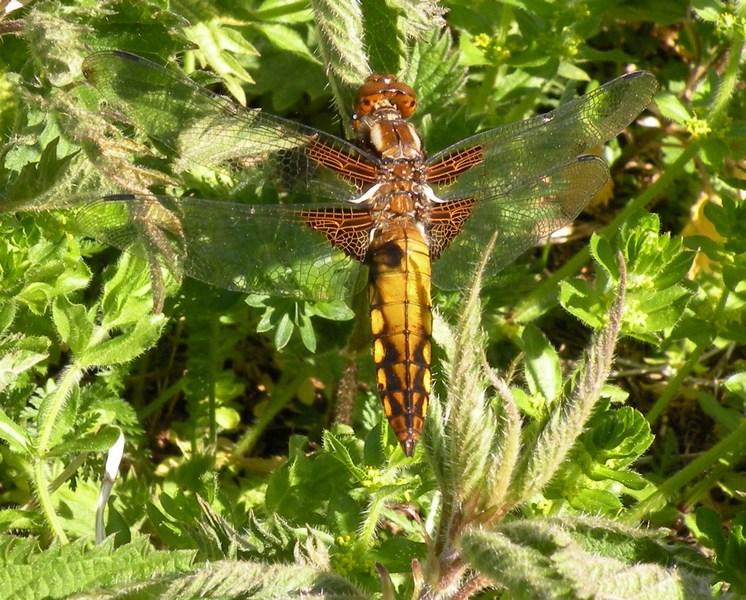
376, 160, 423, 182
383, 124, 422, 162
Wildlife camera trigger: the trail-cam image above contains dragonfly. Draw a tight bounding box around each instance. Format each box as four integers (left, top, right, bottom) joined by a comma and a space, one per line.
77, 51, 658, 456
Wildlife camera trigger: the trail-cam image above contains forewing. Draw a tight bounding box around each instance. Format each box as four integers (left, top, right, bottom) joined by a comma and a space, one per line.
426, 71, 657, 200
81, 51, 377, 201
74, 195, 369, 302
431, 155, 609, 290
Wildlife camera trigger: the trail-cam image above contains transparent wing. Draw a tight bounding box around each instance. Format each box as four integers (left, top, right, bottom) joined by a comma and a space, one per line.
426, 71, 657, 200
74, 195, 369, 302
81, 51, 378, 201
431, 155, 609, 289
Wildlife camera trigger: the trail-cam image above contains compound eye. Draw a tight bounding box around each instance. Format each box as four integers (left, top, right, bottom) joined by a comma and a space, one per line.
397, 96, 417, 117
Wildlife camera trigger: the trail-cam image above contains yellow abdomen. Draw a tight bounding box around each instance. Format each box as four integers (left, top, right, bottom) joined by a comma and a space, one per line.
368, 224, 432, 456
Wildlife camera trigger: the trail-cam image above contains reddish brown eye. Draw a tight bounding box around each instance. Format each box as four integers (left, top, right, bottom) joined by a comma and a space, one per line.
355, 75, 418, 117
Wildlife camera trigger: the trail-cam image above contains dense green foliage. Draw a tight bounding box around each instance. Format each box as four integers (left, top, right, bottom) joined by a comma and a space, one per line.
1, 0, 745, 598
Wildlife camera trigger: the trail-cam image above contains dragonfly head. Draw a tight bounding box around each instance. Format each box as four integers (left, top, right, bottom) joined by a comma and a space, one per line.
353, 74, 417, 122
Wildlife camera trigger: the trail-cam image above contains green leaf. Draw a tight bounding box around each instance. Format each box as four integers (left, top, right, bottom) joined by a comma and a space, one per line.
625, 285, 691, 339
462, 518, 715, 598
522, 325, 562, 403
692, 0, 724, 22
2, 220, 90, 313
47, 425, 122, 458
323, 430, 367, 483
585, 407, 654, 470
265, 441, 350, 526
297, 309, 317, 353
559, 278, 604, 328
612, 212, 695, 338
406, 30, 463, 111
52, 296, 93, 355
371, 537, 427, 574
696, 391, 741, 430
567, 488, 622, 513
19, 262, 86, 314
588, 233, 619, 281
694, 509, 746, 594
131, 559, 363, 598
360, 0, 403, 75
274, 311, 294, 351
250, 295, 340, 352
215, 406, 241, 430
0, 334, 50, 393
671, 316, 716, 347
695, 507, 726, 554
100, 253, 157, 330
308, 0, 368, 126
724, 372, 746, 401
0, 302, 15, 334
255, 23, 319, 63
0, 406, 32, 455
309, 300, 354, 321
79, 314, 165, 368
722, 512, 746, 594
655, 91, 692, 124
326, 492, 360, 535
0, 510, 44, 534
184, 21, 258, 105
0, 535, 196, 599
2, 137, 81, 210
543, 406, 654, 514
255, 304, 276, 333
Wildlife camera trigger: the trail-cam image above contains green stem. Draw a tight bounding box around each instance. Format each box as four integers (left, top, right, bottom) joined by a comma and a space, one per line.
36, 365, 83, 453
472, 5, 511, 116
647, 287, 729, 425
33, 460, 68, 543
708, 0, 745, 127
358, 494, 385, 550
138, 378, 187, 420
625, 416, 746, 522
683, 450, 739, 510
207, 316, 219, 450
645, 345, 705, 426
234, 372, 307, 455
513, 141, 702, 323
252, 1, 309, 20
34, 364, 84, 543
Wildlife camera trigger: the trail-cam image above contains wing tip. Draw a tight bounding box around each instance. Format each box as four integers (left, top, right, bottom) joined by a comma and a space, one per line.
623, 69, 660, 98
111, 50, 141, 62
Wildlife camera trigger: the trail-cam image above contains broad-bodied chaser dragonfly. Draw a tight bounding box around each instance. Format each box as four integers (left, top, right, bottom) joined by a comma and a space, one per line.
78, 51, 657, 455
